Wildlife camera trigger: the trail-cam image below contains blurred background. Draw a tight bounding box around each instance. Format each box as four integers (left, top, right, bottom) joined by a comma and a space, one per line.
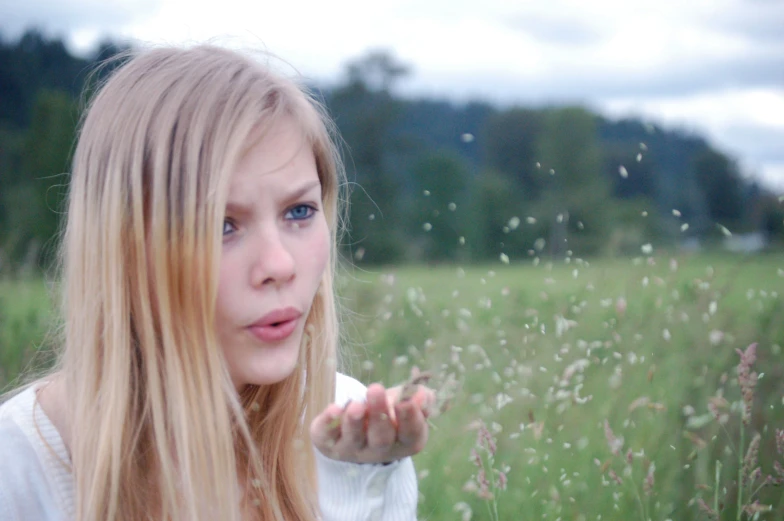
2, 2, 784, 520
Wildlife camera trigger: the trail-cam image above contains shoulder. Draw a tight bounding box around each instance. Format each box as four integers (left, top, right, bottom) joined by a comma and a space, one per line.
0, 388, 70, 520
334, 372, 368, 406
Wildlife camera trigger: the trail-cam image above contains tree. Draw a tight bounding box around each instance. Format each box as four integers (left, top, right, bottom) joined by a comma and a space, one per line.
693, 149, 747, 229
7, 89, 76, 266
465, 169, 530, 261
481, 108, 545, 199
328, 50, 411, 264
406, 151, 471, 262
534, 107, 612, 256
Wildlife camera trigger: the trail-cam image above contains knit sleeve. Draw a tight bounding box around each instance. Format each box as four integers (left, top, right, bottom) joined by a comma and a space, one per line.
315, 373, 419, 521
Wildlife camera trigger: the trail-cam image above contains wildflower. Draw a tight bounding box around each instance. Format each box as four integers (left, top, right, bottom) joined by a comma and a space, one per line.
697, 498, 717, 519
604, 420, 624, 456
643, 461, 655, 496
736, 343, 758, 425
477, 422, 497, 456
615, 297, 627, 317
742, 432, 761, 487
744, 501, 772, 515
497, 471, 508, 490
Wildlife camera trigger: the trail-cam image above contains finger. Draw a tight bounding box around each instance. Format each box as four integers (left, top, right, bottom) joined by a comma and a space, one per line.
310, 404, 344, 450
339, 400, 368, 450
404, 386, 436, 417
395, 400, 428, 453
366, 384, 396, 450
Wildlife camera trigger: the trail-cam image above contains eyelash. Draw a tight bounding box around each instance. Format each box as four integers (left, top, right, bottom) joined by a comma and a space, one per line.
222, 204, 318, 236
285, 203, 318, 221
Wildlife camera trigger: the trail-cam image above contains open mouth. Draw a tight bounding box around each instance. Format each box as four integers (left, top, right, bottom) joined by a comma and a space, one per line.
248, 317, 298, 343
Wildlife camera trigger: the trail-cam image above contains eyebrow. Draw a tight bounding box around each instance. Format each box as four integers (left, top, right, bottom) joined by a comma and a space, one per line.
225, 179, 322, 215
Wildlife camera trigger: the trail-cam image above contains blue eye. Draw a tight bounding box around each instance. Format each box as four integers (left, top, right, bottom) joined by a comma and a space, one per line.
285, 204, 316, 221
223, 220, 237, 236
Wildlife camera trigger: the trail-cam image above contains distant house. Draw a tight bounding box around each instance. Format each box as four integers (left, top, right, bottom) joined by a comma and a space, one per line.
723, 232, 767, 253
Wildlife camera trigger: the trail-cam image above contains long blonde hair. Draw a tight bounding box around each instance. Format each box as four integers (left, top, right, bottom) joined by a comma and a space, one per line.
59, 45, 345, 521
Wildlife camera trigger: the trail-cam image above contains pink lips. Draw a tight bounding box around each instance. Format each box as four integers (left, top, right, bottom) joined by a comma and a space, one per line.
248, 307, 302, 343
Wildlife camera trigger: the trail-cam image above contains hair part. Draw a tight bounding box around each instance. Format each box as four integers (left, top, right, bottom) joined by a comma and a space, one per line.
58, 44, 346, 521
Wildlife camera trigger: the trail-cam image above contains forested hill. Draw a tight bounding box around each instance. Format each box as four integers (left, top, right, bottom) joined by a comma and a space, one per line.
1, 31, 781, 268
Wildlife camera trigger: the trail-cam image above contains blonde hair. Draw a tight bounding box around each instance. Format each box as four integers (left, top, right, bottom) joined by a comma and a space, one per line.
58, 45, 345, 521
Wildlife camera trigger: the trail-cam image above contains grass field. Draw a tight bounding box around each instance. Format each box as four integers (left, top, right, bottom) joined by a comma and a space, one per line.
2, 252, 783, 520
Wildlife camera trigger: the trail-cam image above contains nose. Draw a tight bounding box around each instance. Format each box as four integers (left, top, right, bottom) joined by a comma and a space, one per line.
250, 227, 295, 288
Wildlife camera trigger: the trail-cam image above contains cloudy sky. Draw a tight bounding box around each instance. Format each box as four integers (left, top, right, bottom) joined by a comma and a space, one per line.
4, 0, 784, 190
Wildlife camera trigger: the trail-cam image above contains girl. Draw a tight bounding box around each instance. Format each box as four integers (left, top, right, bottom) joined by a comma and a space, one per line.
0, 45, 433, 521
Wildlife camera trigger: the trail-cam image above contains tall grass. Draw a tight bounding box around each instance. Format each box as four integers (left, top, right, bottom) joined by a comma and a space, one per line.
339, 253, 784, 520
2, 253, 783, 519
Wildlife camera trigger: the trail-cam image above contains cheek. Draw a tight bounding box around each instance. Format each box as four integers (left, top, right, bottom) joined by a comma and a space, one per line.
215, 252, 242, 320
305, 221, 331, 285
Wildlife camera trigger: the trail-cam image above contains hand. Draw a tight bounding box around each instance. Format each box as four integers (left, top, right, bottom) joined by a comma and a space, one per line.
310, 382, 435, 465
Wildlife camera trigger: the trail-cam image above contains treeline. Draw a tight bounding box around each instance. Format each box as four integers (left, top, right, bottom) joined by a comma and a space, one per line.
1, 31, 782, 270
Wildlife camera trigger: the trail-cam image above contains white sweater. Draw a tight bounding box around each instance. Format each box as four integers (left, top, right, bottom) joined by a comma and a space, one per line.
0, 373, 418, 521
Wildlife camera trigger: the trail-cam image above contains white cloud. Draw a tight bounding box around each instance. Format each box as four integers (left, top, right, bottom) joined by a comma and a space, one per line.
2, 0, 783, 189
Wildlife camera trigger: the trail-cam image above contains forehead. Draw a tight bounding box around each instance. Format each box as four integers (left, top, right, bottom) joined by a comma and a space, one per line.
227, 117, 319, 195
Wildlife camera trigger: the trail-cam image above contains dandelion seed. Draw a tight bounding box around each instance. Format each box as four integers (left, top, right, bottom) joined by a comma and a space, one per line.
535, 161, 541, 169
423, 190, 430, 196
393, 355, 409, 366
672, 209, 681, 217
681, 223, 689, 232
508, 216, 520, 229
642, 276, 649, 287
639, 142, 648, 151
453, 502, 473, 521
459, 236, 465, 245
636, 153, 643, 162
549, 168, 555, 175
461, 133, 475, 143
354, 247, 365, 261
618, 165, 628, 178
641, 211, 648, 217
526, 216, 537, 224
641, 243, 653, 255
717, 223, 732, 237
250, 402, 261, 412
422, 222, 432, 232
662, 329, 671, 341
557, 213, 564, 223
500, 253, 510, 264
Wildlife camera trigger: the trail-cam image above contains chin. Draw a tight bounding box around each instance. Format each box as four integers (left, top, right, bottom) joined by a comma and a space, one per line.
231, 337, 302, 390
